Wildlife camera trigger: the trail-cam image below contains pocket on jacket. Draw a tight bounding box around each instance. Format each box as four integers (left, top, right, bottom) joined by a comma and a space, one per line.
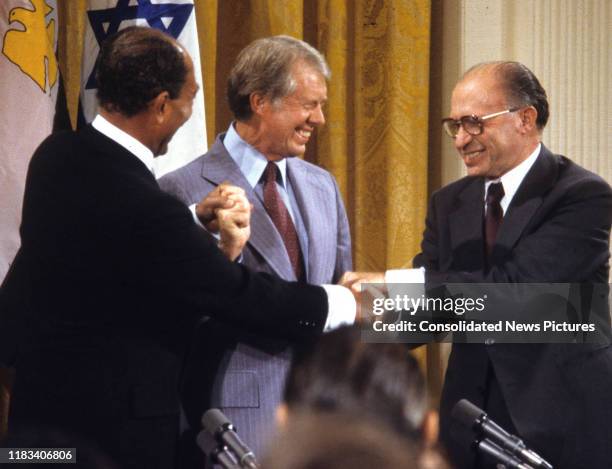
218, 371, 260, 408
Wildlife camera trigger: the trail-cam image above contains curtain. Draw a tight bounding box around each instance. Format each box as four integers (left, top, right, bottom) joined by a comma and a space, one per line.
57, 0, 431, 272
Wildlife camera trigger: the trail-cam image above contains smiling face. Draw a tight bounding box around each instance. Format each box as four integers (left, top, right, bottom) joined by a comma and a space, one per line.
254, 61, 327, 161
450, 71, 527, 179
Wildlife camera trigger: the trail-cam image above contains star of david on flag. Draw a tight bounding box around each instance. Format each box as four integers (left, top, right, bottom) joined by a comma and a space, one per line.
81, 0, 206, 177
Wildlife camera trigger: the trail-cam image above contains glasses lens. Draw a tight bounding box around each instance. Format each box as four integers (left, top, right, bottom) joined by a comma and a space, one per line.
462, 117, 482, 136
443, 120, 459, 137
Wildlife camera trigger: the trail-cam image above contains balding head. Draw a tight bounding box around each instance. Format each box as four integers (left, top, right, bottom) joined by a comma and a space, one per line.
461, 61, 549, 131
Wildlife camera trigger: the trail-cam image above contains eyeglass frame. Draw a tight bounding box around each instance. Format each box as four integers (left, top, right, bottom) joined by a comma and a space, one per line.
441, 107, 522, 138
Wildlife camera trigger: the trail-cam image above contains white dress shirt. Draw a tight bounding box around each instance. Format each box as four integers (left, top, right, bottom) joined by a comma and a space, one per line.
484, 143, 541, 215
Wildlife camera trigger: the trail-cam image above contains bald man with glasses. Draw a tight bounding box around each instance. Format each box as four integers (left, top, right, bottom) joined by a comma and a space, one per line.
342, 61, 612, 469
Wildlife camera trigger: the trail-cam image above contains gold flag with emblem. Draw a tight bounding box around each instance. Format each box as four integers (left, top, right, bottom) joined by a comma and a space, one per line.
0, 0, 59, 282
0, 0, 59, 438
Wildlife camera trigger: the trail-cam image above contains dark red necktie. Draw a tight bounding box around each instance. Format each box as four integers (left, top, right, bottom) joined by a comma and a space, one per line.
263, 162, 304, 280
485, 182, 505, 259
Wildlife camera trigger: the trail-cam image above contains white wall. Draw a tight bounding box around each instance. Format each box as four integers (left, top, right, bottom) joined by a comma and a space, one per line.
434, 0, 611, 186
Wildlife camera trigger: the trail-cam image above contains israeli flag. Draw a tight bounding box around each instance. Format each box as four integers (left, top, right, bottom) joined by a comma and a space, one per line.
80, 0, 207, 177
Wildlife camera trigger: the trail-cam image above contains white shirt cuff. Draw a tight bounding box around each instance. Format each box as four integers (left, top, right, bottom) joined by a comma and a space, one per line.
321, 284, 356, 331
385, 267, 425, 301
189, 203, 204, 227
384, 267, 425, 284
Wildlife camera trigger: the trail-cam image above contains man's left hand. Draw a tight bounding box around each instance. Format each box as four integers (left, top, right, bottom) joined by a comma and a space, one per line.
215, 185, 252, 261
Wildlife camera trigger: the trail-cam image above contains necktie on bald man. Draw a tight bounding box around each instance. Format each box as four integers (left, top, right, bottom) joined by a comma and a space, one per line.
263, 162, 304, 280
485, 182, 505, 259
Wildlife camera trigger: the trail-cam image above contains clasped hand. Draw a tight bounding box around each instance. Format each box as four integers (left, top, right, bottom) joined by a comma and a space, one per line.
339, 271, 387, 323
195, 183, 252, 261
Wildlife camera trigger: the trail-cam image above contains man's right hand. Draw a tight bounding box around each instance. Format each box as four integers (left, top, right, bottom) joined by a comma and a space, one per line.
339, 271, 386, 298
196, 184, 253, 261
339, 271, 387, 324
195, 184, 239, 233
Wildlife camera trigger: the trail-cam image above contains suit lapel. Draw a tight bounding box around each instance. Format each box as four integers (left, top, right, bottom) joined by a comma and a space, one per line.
494, 145, 558, 260
200, 138, 248, 188
286, 159, 315, 281
287, 158, 338, 284
201, 137, 295, 280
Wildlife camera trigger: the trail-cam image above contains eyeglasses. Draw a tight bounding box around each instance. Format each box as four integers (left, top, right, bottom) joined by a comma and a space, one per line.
441, 107, 521, 138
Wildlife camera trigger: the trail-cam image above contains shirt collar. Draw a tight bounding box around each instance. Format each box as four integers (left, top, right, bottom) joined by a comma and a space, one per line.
92, 114, 155, 174
223, 122, 288, 188
485, 143, 541, 211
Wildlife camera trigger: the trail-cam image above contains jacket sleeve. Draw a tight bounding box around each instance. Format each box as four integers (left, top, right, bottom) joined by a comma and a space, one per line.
331, 174, 353, 283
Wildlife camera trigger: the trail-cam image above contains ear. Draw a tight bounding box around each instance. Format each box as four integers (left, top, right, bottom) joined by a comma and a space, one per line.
421, 410, 439, 447
150, 91, 171, 124
518, 106, 538, 134
249, 92, 268, 116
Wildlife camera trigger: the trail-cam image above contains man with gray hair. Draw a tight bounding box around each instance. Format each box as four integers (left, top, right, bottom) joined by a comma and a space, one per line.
159, 36, 352, 465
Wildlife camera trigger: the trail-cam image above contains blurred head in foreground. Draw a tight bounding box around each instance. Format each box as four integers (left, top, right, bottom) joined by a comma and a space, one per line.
261, 412, 422, 469
279, 326, 438, 445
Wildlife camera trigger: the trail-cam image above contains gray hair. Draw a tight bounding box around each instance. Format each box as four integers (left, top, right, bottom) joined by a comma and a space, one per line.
227, 35, 330, 120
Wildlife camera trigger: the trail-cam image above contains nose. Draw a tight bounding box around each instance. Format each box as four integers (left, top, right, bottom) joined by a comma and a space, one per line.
309, 104, 325, 126
453, 125, 472, 150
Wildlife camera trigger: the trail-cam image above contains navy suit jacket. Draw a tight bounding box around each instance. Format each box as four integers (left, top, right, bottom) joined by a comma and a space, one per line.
0, 126, 329, 469
414, 145, 612, 469
158, 134, 352, 462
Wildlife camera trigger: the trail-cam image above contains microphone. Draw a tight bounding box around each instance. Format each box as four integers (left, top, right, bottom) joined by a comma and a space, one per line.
196, 429, 241, 469
202, 408, 259, 469
452, 399, 553, 469
478, 438, 533, 469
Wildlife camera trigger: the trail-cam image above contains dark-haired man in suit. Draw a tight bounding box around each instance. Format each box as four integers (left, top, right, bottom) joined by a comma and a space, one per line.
159, 36, 351, 462
0, 27, 354, 469
342, 61, 612, 469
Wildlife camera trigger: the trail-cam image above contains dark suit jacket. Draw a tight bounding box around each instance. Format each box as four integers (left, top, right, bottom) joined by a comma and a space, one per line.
413, 145, 612, 469
0, 126, 328, 469
158, 134, 352, 461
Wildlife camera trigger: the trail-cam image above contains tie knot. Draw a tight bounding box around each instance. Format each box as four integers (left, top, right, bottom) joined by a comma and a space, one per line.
486, 182, 505, 204
264, 162, 279, 184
